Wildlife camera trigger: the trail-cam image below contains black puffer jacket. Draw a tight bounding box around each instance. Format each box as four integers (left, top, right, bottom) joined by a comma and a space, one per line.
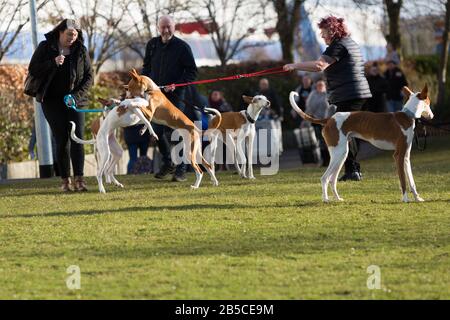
27, 29, 93, 106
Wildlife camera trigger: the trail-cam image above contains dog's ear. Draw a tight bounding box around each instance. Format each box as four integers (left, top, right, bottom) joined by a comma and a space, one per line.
242, 95, 253, 104
418, 84, 428, 100
402, 86, 413, 99
129, 68, 140, 80
97, 97, 110, 106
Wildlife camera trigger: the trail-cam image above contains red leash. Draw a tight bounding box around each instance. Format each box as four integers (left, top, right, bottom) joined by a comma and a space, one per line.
159, 66, 288, 89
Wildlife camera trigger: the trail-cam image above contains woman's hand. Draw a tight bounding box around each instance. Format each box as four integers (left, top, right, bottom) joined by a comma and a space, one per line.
55, 55, 65, 66
283, 64, 296, 72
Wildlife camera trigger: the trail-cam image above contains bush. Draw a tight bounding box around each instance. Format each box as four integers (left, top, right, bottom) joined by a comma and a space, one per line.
0, 65, 34, 162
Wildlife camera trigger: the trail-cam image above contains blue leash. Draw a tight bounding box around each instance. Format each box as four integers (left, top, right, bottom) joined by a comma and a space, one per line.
64, 94, 107, 113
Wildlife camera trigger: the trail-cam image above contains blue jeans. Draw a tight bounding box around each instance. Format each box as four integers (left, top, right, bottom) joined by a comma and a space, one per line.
127, 141, 149, 174
386, 100, 403, 113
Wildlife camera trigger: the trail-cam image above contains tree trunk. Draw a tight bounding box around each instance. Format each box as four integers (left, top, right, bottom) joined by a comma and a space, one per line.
384, 0, 403, 50
437, 0, 450, 108
273, 0, 302, 62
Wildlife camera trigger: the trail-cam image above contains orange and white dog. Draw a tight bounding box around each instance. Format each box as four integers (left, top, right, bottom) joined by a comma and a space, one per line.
72, 69, 222, 193
206, 95, 271, 179
289, 85, 433, 202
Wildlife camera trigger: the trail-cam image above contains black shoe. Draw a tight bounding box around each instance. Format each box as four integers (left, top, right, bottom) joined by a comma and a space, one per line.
172, 173, 187, 182
338, 172, 362, 182
154, 163, 175, 179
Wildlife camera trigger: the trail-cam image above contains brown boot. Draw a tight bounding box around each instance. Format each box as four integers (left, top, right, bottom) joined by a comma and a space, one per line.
73, 176, 88, 192
61, 177, 73, 192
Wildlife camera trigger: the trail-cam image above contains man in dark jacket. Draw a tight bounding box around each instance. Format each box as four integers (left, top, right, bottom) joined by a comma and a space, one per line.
365, 62, 388, 113
255, 78, 283, 120
142, 15, 197, 182
27, 18, 93, 192
384, 60, 408, 112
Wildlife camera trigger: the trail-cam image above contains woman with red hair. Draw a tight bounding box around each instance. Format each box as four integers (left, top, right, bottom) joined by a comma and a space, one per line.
284, 16, 371, 181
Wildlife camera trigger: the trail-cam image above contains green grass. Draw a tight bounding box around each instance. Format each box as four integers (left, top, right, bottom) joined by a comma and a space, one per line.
1, 137, 449, 299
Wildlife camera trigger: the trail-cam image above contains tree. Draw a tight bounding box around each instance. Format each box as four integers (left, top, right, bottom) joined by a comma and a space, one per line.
383, 0, 403, 50
0, 0, 50, 63
271, 0, 304, 62
45, 0, 134, 80
187, 0, 269, 67
437, 0, 450, 108
119, 0, 185, 59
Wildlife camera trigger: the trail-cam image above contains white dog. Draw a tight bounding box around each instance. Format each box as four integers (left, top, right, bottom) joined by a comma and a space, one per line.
70, 97, 157, 193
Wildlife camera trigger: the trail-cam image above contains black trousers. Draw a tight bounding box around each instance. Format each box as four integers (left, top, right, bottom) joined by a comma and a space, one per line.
41, 97, 85, 179
153, 91, 187, 175
333, 99, 367, 174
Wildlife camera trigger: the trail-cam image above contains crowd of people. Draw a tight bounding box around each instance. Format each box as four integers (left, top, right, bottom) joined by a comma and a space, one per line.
27, 14, 409, 192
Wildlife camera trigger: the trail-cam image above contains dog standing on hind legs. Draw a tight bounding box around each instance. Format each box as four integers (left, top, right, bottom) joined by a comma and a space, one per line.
71, 68, 223, 193
289, 85, 434, 202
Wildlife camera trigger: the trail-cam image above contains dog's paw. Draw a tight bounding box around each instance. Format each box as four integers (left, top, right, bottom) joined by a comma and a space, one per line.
190, 185, 199, 190
151, 134, 159, 141
211, 180, 219, 186
335, 197, 344, 202
140, 127, 147, 135
249, 176, 256, 180
119, 100, 130, 107
415, 196, 425, 202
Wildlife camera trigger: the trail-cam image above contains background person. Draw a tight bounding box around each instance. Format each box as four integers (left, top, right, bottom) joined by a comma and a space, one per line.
384, 60, 408, 112
304, 80, 335, 166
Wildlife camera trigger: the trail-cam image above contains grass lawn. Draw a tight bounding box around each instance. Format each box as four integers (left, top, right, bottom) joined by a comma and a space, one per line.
0, 136, 449, 299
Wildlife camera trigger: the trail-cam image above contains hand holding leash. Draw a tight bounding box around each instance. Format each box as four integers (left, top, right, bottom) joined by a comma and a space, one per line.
55, 49, 65, 66
283, 64, 296, 72
163, 84, 176, 92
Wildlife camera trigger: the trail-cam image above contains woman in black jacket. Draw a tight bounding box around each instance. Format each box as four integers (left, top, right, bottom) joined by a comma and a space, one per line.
28, 19, 93, 192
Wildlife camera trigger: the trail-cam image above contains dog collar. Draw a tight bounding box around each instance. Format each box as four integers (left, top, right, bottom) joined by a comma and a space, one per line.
402, 109, 416, 119
244, 110, 256, 124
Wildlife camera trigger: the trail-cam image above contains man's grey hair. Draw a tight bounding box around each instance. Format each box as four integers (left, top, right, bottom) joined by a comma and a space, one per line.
158, 15, 175, 25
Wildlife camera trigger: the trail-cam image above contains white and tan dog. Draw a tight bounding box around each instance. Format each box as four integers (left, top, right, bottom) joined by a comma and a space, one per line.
72, 69, 222, 193
206, 95, 271, 179
289, 85, 433, 202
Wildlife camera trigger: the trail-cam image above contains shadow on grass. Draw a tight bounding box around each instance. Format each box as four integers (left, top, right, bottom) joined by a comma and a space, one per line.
0, 203, 260, 219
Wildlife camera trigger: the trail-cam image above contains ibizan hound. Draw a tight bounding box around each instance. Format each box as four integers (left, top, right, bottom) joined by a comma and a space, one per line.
71, 69, 223, 193
289, 85, 433, 202
206, 95, 271, 179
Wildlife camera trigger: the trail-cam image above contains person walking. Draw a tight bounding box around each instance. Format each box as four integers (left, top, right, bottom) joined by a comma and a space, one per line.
283, 15, 372, 181
27, 19, 93, 191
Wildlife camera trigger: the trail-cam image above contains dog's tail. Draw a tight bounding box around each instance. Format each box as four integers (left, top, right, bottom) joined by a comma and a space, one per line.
203, 107, 222, 129
70, 121, 96, 144
289, 91, 329, 126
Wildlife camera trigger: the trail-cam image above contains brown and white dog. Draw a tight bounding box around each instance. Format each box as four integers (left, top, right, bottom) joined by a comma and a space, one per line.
289, 85, 434, 202
206, 95, 271, 179
72, 69, 222, 193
